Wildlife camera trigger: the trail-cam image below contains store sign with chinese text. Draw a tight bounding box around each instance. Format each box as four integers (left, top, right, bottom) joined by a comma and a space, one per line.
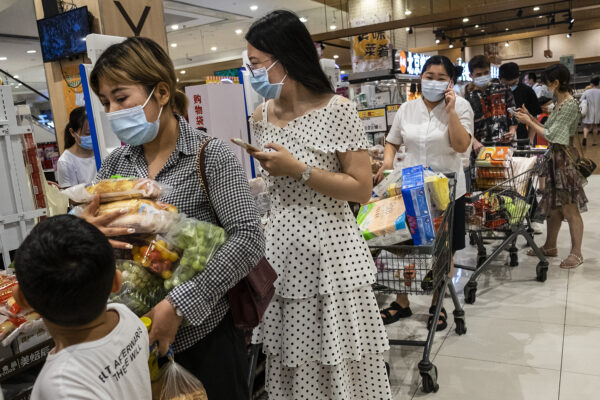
359, 108, 387, 133
395, 51, 431, 76
185, 86, 208, 130
351, 16, 392, 73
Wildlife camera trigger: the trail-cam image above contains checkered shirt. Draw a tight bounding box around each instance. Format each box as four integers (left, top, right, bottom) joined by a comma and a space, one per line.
97, 115, 265, 352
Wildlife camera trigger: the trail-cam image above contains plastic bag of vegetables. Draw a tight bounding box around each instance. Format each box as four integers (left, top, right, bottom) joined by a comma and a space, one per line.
109, 260, 167, 316
164, 218, 226, 291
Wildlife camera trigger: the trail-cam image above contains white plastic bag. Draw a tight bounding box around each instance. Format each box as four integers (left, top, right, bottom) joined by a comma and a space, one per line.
156, 353, 207, 400
62, 177, 171, 204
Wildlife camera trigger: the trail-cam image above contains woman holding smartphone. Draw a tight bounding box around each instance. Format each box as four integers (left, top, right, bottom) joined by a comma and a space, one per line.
375, 56, 474, 329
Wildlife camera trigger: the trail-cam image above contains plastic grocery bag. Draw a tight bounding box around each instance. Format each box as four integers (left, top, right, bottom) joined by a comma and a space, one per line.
164, 218, 226, 291
109, 260, 167, 316
62, 177, 171, 204
155, 352, 208, 400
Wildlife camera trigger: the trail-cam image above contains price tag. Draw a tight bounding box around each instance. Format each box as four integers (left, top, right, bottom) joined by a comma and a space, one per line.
359, 108, 387, 133
386, 104, 401, 127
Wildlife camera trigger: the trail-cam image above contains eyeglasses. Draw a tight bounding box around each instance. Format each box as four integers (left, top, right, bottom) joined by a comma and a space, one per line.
245, 58, 275, 77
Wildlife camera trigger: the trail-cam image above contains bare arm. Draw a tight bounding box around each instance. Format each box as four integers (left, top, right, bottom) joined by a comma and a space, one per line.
445, 88, 472, 153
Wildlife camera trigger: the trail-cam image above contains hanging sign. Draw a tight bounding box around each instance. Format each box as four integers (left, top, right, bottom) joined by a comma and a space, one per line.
359, 108, 387, 133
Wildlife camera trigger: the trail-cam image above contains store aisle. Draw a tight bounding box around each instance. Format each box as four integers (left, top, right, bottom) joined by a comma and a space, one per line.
384, 175, 600, 400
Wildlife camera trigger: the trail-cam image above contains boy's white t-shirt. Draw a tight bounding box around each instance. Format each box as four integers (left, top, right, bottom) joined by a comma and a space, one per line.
31, 303, 151, 400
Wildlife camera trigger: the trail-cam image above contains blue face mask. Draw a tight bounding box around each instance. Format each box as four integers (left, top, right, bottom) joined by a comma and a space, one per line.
474, 74, 492, 88
510, 84, 518, 91
106, 87, 163, 146
79, 135, 94, 150
421, 79, 449, 102
249, 60, 287, 99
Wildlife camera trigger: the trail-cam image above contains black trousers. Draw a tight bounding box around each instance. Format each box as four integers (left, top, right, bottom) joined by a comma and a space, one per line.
176, 313, 249, 400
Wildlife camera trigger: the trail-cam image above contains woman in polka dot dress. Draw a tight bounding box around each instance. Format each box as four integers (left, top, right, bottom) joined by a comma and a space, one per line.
245, 10, 391, 400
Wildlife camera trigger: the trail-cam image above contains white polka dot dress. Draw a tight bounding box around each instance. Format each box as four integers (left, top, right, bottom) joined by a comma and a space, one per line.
250, 96, 391, 400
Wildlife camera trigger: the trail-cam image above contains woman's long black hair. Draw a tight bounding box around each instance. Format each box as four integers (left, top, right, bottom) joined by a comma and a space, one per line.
64, 107, 87, 150
245, 10, 333, 94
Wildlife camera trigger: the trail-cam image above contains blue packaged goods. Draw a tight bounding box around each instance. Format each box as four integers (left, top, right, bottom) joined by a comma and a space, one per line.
406, 214, 436, 245
401, 165, 433, 217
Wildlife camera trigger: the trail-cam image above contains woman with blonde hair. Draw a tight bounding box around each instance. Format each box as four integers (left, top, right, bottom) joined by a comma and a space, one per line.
85, 37, 265, 399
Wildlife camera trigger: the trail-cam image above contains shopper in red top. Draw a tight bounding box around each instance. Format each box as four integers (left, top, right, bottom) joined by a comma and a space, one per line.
465, 55, 518, 154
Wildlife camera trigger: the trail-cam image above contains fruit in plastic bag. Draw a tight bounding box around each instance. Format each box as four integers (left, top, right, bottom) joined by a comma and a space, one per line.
109, 260, 167, 316
154, 351, 207, 400
164, 219, 226, 291
133, 237, 180, 278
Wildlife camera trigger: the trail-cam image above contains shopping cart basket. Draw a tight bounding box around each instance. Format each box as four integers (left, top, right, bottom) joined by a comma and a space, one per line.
370, 174, 466, 394
458, 148, 549, 305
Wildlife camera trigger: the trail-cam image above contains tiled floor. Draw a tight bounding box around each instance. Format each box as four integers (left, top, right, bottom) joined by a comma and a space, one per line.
383, 175, 600, 400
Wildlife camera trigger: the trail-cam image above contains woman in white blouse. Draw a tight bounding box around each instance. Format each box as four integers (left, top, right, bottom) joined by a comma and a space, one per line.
375, 55, 474, 330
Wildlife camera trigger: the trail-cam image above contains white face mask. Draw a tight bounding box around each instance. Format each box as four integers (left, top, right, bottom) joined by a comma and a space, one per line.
547, 103, 555, 112
105, 87, 163, 146
421, 79, 449, 102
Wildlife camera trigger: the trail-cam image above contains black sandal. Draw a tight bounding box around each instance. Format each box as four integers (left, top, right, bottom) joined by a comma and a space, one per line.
380, 302, 413, 325
427, 306, 448, 332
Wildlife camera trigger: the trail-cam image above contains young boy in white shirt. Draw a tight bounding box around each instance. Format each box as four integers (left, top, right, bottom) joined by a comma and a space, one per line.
13, 215, 152, 399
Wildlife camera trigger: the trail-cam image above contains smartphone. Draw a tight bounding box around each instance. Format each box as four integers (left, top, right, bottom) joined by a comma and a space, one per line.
230, 138, 260, 153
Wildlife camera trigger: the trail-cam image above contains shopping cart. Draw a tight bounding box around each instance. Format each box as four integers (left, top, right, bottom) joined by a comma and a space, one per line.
458, 148, 549, 304
370, 174, 466, 394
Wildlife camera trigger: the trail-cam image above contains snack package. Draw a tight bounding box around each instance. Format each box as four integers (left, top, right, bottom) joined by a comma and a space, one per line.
357, 196, 411, 246
475, 147, 513, 168
164, 218, 226, 291
71, 199, 180, 234
1, 314, 44, 346
425, 174, 450, 212
155, 351, 208, 400
109, 260, 167, 316
63, 178, 170, 204
401, 165, 433, 217
132, 236, 181, 278
373, 169, 402, 199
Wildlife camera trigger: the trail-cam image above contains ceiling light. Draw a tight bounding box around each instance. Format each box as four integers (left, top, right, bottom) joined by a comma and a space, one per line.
505, 41, 510, 47
170, 43, 177, 47
463, 18, 469, 22
333, 55, 339, 59
299, 17, 307, 23
533, 6, 540, 11
566, 32, 572, 38
177, 78, 180, 82
405, 10, 412, 15
0, 57, 6, 61
330, 24, 337, 30
250, 5, 258, 11
180, 70, 186, 74
26, 50, 36, 54
481, 29, 485, 32
449, 43, 454, 48
340, 70, 346, 74
235, 29, 243, 35
171, 24, 179, 30
539, 15, 543, 18
211, 46, 217, 51
475, 24, 479, 28
405, 27, 410, 31
13, 75, 18, 79
570, 17, 575, 24
505, 27, 509, 31
435, 39, 440, 44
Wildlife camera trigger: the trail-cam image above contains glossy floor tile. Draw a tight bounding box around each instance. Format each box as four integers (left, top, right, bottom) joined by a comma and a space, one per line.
385, 176, 600, 399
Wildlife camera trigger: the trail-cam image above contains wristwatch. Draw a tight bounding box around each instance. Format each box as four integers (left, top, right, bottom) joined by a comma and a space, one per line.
299, 164, 313, 184
166, 296, 184, 318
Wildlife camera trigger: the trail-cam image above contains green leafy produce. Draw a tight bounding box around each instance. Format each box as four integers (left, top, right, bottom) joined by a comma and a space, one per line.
164, 218, 226, 291
109, 260, 167, 316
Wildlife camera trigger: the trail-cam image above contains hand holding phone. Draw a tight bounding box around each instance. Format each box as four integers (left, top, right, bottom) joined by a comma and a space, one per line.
230, 138, 260, 153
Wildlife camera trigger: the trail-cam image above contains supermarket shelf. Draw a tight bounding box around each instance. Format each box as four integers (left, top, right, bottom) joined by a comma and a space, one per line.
0, 339, 54, 383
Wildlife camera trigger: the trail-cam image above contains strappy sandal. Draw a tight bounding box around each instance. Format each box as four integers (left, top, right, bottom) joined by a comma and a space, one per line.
560, 254, 584, 269
380, 302, 412, 325
427, 306, 448, 332
527, 247, 558, 257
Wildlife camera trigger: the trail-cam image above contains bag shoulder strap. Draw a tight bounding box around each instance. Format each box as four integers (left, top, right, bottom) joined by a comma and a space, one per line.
196, 137, 222, 226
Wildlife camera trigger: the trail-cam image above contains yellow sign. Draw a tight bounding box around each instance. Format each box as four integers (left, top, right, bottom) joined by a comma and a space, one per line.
386, 104, 400, 112
353, 31, 390, 61
359, 108, 385, 119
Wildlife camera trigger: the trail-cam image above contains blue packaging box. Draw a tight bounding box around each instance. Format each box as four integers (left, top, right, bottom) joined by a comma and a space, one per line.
406, 214, 436, 246
401, 165, 433, 218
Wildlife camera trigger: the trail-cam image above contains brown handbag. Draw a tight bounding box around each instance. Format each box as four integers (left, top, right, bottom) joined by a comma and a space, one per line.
197, 138, 276, 330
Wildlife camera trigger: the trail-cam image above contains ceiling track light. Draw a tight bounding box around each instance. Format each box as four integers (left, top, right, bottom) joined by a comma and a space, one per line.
566, 32, 572, 38
505, 41, 510, 47
408, 26, 414, 34
517, 8, 523, 17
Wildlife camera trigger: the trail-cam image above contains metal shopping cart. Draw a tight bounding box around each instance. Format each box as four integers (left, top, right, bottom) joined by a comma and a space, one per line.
458, 148, 549, 305
370, 174, 466, 393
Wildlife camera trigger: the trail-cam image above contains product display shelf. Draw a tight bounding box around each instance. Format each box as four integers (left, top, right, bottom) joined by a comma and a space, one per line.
0, 86, 47, 269
0, 339, 53, 384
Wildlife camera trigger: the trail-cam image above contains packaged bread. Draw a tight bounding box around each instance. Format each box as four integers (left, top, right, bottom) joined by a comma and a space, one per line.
63, 178, 169, 204
71, 199, 179, 234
